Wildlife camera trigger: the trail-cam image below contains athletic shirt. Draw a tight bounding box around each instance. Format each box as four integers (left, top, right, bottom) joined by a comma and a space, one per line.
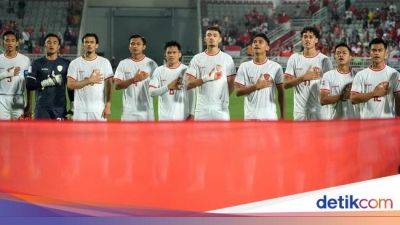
0, 53, 30, 95
30, 57, 70, 109
320, 69, 358, 119
114, 57, 157, 116
235, 59, 284, 120
284, 52, 333, 114
149, 63, 189, 120
351, 65, 400, 119
186, 50, 236, 111
67, 56, 113, 112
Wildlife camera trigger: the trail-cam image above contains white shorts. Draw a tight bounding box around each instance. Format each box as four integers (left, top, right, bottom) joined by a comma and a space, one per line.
121, 112, 154, 121
0, 95, 24, 120
73, 111, 106, 121
194, 108, 230, 121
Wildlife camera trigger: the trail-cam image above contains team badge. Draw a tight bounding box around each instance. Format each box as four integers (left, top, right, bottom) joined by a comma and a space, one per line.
57, 65, 63, 72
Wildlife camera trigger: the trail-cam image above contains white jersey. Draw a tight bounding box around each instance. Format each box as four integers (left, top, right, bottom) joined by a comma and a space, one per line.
351, 65, 400, 119
186, 50, 236, 119
0, 53, 30, 95
67, 56, 113, 113
114, 57, 157, 120
320, 69, 358, 119
235, 59, 284, 120
285, 52, 333, 119
149, 63, 189, 121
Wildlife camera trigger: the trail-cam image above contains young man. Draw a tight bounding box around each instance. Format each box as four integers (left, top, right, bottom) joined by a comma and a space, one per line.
186, 26, 236, 121
319, 43, 358, 119
350, 38, 400, 118
234, 33, 285, 120
0, 31, 31, 119
114, 34, 158, 121
26, 33, 73, 120
284, 26, 333, 120
148, 41, 191, 121
67, 33, 113, 121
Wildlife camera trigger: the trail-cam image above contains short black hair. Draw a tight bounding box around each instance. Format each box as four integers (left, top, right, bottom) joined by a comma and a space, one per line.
82, 33, 99, 44
164, 41, 181, 51
129, 34, 147, 45
206, 26, 222, 36
301, 26, 321, 39
2, 30, 18, 40
369, 38, 387, 49
252, 33, 270, 45
334, 43, 352, 54
45, 33, 61, 45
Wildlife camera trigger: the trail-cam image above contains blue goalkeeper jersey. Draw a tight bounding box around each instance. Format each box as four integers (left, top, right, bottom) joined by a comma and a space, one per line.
28, 57, 70, 109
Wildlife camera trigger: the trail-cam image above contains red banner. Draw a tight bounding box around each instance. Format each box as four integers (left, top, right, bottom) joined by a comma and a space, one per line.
0, 119, 399, 212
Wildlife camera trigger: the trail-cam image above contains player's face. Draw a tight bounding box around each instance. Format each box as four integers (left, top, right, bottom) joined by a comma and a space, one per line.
301, 31, 318, 50
3, 34, 18, 52
252, 37, 269, 55
129, 38, 146, 55
204, 30, 221, 48
83, 37, 98, 54
334, 46, 351, 66
45, 36, 60, 55
369, 43, 387, 64
165, 46, 181, 65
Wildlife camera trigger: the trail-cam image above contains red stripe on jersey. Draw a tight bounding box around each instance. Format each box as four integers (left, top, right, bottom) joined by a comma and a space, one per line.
105, 76, 114, 80
149, 85, 158, 88
113, 78, 123, 82
67, 76, 77, 81
320, 88, 331, 92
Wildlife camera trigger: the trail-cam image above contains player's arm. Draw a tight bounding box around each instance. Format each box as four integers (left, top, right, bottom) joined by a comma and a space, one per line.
114, 70, 148, 90
320, 90, 340, 105
149, 77, 181, 97
284, 67, 321, 89
186, 73, 204, 90
277, 83, 285, 119
227, 75, 236, 95
0, 66, 20, 80
67, 69, 103, 89
102, 77, 112, 119
350, 82, 389, 104
235, 76, 273, 96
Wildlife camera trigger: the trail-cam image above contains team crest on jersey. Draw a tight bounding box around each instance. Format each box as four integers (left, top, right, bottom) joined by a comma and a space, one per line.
57, 65, 63, 72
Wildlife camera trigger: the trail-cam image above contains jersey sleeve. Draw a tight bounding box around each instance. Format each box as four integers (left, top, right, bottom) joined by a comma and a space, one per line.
226, 56, 236, 76
26, 59, 39, 91
234, 64, 246, 86
351, 72, 363, 93
320, 72, 330, 92
114, 61, 125, 81
67, 60, 78, 80
284, 54, 295, 77
148, 67, 161, 88
186, 57, 199, 79
392, 71, 400, 93
104, 59, 114, 79
321, 57, 334, 74
275, 65, 284, 85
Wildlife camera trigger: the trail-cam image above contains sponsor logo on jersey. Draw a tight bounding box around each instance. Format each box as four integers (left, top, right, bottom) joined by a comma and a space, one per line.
41, 68, 49, 71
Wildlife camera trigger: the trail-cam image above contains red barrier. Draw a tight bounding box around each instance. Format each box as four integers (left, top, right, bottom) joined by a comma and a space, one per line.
0, 120, 399, 212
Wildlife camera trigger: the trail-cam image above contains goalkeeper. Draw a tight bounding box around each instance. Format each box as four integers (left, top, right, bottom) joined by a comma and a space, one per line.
26, 34, 73, 119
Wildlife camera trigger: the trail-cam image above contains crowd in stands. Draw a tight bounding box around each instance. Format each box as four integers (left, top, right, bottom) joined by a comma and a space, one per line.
0, 0, 82, 55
